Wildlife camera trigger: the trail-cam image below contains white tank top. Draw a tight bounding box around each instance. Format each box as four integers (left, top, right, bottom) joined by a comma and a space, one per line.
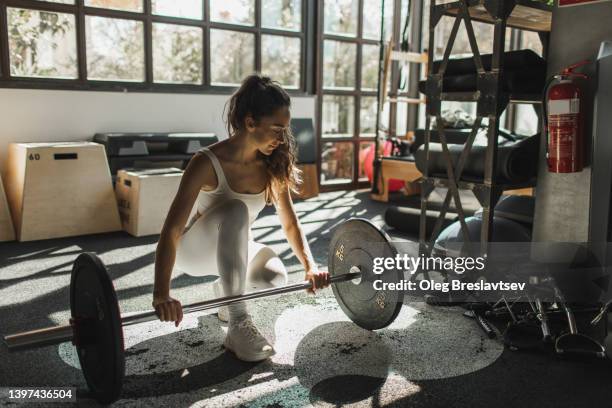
191, 147, 267, 233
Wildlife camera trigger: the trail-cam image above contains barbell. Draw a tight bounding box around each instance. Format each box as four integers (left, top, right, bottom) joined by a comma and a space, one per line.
2, 218, 403, 403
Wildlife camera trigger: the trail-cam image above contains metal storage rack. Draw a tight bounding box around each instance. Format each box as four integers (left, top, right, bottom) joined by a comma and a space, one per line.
419, 0, 552, 258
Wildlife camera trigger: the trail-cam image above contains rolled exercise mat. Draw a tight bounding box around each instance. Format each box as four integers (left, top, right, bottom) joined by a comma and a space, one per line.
414, 133, 540, 184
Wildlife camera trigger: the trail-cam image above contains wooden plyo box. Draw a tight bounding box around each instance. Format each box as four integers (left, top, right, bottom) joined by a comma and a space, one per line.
371, 158, 422, 202
0, 175, 15, 241
4, 142, 122, 241
115, 168, 193, 237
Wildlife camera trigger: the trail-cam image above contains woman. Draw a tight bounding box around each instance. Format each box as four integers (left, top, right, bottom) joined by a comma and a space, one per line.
152, 74, 330, 362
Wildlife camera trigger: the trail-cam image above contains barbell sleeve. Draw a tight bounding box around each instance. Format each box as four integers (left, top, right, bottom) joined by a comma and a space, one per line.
3, 269, 361, 352
4, 324, 74, 352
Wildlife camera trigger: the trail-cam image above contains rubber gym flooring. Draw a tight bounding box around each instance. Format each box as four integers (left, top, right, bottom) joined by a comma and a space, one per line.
1, 189, 611, 407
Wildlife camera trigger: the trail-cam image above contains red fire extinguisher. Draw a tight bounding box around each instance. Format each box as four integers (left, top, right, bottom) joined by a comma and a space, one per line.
545, 60, 590, 173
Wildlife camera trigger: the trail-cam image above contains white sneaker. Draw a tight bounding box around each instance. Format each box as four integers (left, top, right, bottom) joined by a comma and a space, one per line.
212, 280, 229, 322
224, 317, 275, 362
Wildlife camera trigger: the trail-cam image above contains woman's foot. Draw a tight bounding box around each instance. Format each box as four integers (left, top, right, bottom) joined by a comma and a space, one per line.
212, 279, 229, 322
218, 306, 229, 322
224, 316, 275, 362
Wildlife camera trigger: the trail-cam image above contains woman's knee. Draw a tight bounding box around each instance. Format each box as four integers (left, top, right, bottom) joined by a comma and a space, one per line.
247, 246, 288, 289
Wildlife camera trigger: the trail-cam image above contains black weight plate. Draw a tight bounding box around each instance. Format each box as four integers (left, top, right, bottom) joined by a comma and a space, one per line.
329, 218, 403, 330
70, 253, 125, 403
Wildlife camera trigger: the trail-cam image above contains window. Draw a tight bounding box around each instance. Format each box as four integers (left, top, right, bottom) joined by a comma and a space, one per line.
85, 0, 142, 12
321, 141, 354, 185
7, 8, 77, 79
323, 40, 357, 90
361, 44, 379, 90
85, 16, 144, 82
512, 30, 544, 136
262, 0, 301, 31
324, 0, 358, 37
261, 35, 301, 89
318, 0, 396, 188
152, 0, 202, 20
322, 95, 354, 138
0, 0, 308, 93
210, 0, 255, 26
360, 96, 378, 135
153, 23, 203, 84
210, 29, 255, 85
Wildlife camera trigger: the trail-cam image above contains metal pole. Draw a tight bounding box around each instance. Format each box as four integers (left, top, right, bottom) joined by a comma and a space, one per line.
124, 270, 361, 325
4, 325, 74, 352
4, 270, 361, 352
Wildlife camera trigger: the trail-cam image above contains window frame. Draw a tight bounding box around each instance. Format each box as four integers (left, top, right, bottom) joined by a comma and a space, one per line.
317, 0, 400, 192
0, 0, 314, 96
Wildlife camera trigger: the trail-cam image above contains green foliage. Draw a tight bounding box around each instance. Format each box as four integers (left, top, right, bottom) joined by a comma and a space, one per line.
8, 8, 74, 76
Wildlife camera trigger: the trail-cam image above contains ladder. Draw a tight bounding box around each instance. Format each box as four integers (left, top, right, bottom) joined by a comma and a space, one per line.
371, 42, 428, 200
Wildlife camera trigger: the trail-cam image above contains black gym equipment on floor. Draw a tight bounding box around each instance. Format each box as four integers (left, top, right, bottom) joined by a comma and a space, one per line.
2, 218, 403, 403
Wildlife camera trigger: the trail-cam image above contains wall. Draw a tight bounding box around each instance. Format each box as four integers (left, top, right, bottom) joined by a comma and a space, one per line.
0, 88, 316, 176
532, 1, 612, 252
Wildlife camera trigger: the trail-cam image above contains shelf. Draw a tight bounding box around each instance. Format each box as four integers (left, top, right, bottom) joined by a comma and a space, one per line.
440, 91, 480, 101
425, 176, 536, 192
388, 96, 427, 104
441, 0, 552, 32
390, 51, 428, 63
436, 91, 541, 104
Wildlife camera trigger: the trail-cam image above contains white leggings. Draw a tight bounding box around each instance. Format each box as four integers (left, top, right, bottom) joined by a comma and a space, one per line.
175, 199, 288, 315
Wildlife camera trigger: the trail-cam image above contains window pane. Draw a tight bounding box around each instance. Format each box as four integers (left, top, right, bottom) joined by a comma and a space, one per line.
262, 0, 301, 31
321, 142, 354, 184
396, 102, 407, 137
152, 0, 202, 20
322, 95, 354, 137
359, 142, 374, 180
210, 0, 254, 26
153, 23, 202, 84
210, 29, 254, 85
383, 0, 394, 42
520, 30, 543, 57
261, 35, 300, 89
362, 0, 382, 40
363, 0, 393, 40
323, 40, 356, 89
86, 16, 144, 81
361, 44, 379, 90
324, 0, 357, 36
85, 0, 142, 12
8, 8, 77, 79
401, 0, 410, 39
427, 15, 512, 60
360, 96, 377, 135
514, 104, 539, 136
380, 99, 390, 131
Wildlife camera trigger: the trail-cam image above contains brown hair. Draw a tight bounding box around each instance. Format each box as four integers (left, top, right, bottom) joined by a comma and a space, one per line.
224, 74, 301, 204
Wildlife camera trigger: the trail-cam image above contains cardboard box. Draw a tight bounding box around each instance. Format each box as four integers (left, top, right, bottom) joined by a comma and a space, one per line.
115, 167, 194, 237
4, 142, 121, 241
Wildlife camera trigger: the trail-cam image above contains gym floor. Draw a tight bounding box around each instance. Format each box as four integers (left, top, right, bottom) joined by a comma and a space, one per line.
1, 189, 611, 407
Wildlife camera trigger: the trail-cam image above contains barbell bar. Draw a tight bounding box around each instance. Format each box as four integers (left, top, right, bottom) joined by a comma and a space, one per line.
2, 218, 404, 403
4, 267, 362, 352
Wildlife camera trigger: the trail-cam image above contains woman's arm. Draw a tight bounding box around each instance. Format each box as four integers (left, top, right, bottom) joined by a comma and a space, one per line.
153, 153, 215, 324
273, 183, 330, 293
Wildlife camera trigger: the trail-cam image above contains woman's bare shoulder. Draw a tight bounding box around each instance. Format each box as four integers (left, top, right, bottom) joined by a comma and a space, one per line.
201, 141, 236, 170
185, 150, 218, 191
